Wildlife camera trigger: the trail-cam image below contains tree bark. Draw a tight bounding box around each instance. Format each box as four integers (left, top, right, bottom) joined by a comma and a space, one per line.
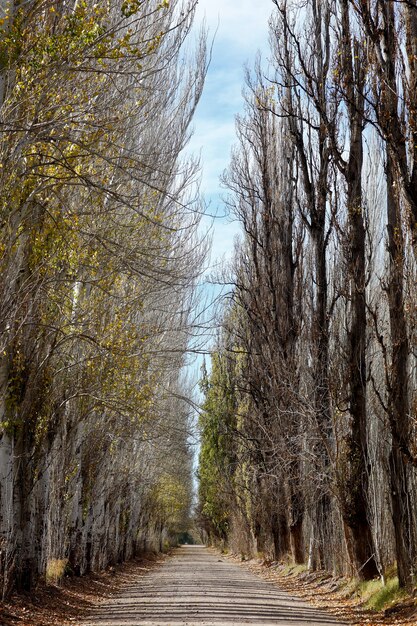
290, 518, 304, 565
271, 507, 290, 561
337, 2, 379, 579
385, 155, 414, 591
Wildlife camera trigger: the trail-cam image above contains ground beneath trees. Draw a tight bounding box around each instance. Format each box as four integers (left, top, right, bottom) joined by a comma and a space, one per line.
222, 552, 417, 626
0, 553, 166, 626
1, 546, 416, 626
82, 545, 344, 625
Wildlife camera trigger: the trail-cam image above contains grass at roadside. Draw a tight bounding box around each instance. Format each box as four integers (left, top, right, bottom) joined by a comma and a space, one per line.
219, 548, 417, 626
351, 576, 409, 612
264, 558, 411, 614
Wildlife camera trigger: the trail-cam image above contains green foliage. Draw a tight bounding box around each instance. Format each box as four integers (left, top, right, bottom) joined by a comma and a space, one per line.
0, 0, 206, 594
153, 473, 192, 534
198, 351, 238, 540
339, 574, 410, 612
177, 531, 195, 545
121, 0, 142, 18
279, 563, 308, 576
357, 577, 408, 612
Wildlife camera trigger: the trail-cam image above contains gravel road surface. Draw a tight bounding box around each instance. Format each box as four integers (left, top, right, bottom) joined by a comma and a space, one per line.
83, 545, 347, 626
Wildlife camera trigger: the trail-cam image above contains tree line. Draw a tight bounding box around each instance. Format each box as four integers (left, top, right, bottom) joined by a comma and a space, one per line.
198, 0, 417, 591
0, 0, 207, 596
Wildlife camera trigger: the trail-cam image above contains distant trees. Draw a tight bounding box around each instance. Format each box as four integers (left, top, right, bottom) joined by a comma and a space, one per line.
0, 0, 207, 595
198, 0, 417, 591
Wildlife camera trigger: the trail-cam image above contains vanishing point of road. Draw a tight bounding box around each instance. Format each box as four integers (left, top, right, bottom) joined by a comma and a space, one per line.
83, 545, 346, 626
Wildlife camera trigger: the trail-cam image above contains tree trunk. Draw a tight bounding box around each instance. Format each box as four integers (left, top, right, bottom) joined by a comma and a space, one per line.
288, 459, 304, 564
311, 220, 332, 570
343, 521, 378, 580
389, 447, 413, 590
271, 508, 290, 561
399, 3, 417, 255
337, 3, 379, 579
385, 155, 414, 590
290, 518, 304, 565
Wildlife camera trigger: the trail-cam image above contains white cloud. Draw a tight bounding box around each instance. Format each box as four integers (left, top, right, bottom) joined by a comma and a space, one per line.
188, 118, 236, 192
186, 1, 273, 264
196, 0, 272, 51
211, 219, 241, 263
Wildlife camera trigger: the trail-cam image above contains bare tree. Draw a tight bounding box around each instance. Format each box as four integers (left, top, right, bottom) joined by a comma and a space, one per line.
0, 0, 207, 594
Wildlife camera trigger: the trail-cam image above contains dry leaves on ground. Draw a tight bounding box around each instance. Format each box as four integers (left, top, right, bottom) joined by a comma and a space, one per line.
0, 553, 166, 626
219, 551, 417, 626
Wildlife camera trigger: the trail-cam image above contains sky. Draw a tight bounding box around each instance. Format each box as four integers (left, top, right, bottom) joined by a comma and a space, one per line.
183, 1, 274, 467
188, 0, 273, 266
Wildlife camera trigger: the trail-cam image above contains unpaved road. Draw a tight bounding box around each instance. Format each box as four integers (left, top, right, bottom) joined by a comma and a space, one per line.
83, 545, 346, 626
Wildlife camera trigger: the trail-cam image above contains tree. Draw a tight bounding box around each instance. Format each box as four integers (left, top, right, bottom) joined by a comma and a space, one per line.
271, 0, 336, 569
330, 0, 379, 580
0, 0, 207, 594
199, 0, 417, 590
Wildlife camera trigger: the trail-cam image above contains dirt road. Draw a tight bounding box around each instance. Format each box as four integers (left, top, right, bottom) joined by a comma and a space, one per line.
83, 545, 347, 626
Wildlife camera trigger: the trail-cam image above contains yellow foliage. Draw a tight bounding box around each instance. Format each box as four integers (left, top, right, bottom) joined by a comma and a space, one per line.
46, 559, 68, 585
154, 474, 190, 526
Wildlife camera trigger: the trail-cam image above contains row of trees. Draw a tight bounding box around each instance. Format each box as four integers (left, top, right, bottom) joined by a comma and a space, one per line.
0, 0, 207, 596
199, 0, 417, 591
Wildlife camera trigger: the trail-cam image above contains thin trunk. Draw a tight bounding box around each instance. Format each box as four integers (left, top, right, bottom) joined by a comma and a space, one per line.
397, 2, 417, 253
361, 1, 417, 258
288, 460, 304, 564
289, 518, 304, 565
271, 507, 290, 561
311, 218, 332, 569
386, 155, 414, 591
338, 3, 379, 579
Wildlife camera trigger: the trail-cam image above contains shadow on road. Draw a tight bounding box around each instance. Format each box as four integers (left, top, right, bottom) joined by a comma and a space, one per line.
84, 546, 347, 625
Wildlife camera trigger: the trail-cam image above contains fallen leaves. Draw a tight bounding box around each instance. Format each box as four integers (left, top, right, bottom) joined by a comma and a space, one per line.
218, 550, 417, 626
0, 552, 166, 626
